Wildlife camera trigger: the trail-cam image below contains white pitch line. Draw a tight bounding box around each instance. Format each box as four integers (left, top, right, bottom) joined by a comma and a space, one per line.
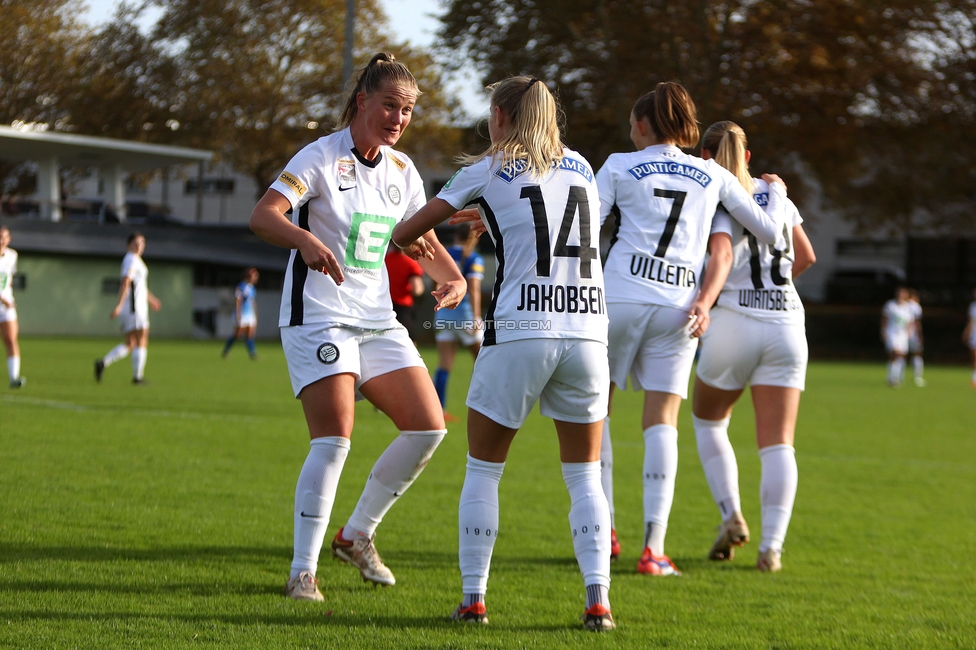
1, 394, 262, 423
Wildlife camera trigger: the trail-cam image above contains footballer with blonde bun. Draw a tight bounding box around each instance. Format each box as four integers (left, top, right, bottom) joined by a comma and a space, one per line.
692, 120, 816, 573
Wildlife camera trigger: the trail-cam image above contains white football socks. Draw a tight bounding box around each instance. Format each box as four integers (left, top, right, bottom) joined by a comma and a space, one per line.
759, 444, 797, 553
888, 358, 905, 385
912, 356, 924, 380
102, 343, 130, 367
693, 415, 741, 521
599, 417, 615, 528
6, 355, 19, 381
343, 429, 446, 540
642, 424, 678, 556
132, 346, 147, 380
458, 454, 504, 596
562, 461, 611, 599
291, 436, 350, 579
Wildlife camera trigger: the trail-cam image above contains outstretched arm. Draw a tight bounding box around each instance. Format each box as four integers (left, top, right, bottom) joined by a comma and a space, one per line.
250, 189, 345, 284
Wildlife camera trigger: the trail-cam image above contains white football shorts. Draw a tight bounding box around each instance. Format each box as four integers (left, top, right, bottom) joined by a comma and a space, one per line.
696, 307, 808, 391
607, 302, 698, 398
884, 330, 909, 356
280, 323, 425, 398
434, 321, 483, 347
119, 312, 150, 334
969, 330, 976, 350
0, 304, 16, 323
466, 338, 609, 429
237, 314, 257, 328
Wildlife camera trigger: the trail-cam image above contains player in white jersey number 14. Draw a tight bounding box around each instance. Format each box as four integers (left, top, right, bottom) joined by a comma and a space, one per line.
393, 75, 615, 632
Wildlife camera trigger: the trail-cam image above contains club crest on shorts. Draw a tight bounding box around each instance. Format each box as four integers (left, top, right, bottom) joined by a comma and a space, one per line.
316, 342, 340, 364
387, 184, 401, 205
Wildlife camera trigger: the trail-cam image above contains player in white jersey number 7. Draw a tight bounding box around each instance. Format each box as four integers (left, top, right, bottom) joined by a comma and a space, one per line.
250, 53, 466, 603
393, 76, 615, 632
596, 82, 789, 577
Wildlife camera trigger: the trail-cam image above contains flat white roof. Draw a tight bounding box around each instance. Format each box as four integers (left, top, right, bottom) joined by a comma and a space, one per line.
0, 124, 213, 172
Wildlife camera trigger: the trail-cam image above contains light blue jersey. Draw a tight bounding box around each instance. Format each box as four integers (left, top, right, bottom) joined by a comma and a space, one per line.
435, 244, 484, 323
237, 282, 256, 320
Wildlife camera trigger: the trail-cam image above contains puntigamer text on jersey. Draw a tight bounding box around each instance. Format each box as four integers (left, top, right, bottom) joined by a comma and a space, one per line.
626, 161, 712, 187
515, 282, 605, 315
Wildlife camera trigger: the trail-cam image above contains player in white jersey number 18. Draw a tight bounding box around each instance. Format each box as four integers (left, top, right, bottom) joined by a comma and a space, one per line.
393, 75, 615, 632
691, 121, 816, 573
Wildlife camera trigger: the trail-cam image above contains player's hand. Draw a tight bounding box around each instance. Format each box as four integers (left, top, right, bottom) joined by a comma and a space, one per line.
448, 208, 486, 236
399, 237, 435, 261
110, 305, 121, 319
432, 279, 467, 312
762, 173, 787, 192
687, 303, 710, 339
149, 296, 161, 312
299, 235, 344, 285
0, 297, 12, 308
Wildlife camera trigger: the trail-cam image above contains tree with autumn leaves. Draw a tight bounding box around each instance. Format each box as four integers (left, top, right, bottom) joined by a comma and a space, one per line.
2, 0, 973, 233
437, 0, 976, 233
1, 0, 461, 196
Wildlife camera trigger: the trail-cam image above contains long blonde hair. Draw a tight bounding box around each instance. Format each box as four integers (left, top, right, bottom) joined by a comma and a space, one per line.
336, 53, 421, 130
460, 76, 564, 177
632, 82, 699, 148
701, 121, 754, 194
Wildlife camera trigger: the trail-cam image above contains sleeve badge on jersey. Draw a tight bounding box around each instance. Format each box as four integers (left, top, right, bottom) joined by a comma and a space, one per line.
389, 154, 407, 171
337, 158, 357, 190
278, 171, 307, 197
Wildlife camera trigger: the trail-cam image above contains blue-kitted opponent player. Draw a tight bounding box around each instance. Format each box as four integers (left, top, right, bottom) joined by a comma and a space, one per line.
433, 223, 484, 417
223, 267, 260, 359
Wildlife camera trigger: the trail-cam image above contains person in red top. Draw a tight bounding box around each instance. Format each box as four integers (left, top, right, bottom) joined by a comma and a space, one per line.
385, 244, 425, 339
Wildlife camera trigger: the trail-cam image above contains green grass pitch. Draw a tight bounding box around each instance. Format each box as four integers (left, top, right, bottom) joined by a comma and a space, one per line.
1, 337, 975, 648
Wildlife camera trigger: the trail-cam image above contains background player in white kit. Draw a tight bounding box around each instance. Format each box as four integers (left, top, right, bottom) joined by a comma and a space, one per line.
963, 289, 976, 387
95, 232, 161, 384
596, 82, 789, 576
249, 53, 466, 603
393, 76, 615, 631
691, 121, 816, 573
907, 288, 925, 386
0, 227, 25, 388
881, 287, 915, 387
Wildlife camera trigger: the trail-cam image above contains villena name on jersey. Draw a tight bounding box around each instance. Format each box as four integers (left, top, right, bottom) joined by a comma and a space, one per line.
494, 156, 593, 184
629, 254, 698, 288
627, 161, 712, 187
516, 283, 606, 315
737, 288, 800, 311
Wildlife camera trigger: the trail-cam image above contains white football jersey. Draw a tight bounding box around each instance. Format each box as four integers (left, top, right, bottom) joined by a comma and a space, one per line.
270, 128, 426, 329
437, 149, 607, 346
883, 299, 914, 337
0, 247, 17, 303
712, 178, 805, 325
598, 144, 786, 309
909, 300, 922, 323
120, 251, 149, 319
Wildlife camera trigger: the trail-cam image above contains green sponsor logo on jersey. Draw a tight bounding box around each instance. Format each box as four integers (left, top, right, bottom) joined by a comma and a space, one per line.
345, 212, 397, 269
0, 273, 8, 291
442, 168, 462, 190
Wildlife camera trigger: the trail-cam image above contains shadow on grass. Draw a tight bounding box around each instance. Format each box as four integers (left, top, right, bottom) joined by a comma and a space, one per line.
0, 543, 289, 564
0, 609, 577, 633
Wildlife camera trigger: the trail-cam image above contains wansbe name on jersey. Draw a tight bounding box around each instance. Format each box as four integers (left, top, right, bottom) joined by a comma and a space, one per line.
516, 283, 605, 315
737, 288, 800, 311
629, 254, 697, 288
